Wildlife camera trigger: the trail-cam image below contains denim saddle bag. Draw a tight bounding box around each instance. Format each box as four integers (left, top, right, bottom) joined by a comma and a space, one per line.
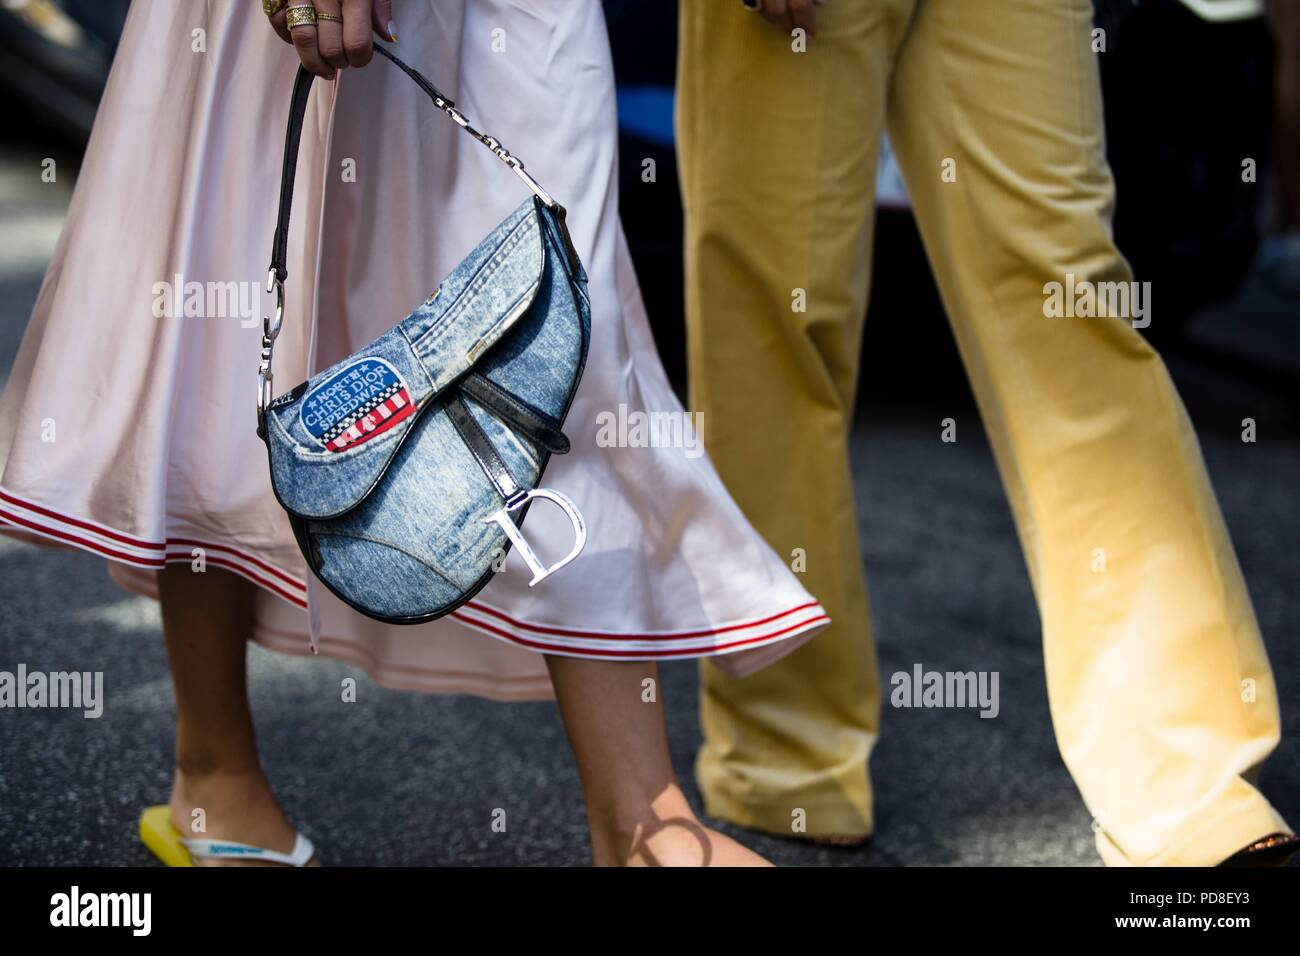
256, 48, 590, 624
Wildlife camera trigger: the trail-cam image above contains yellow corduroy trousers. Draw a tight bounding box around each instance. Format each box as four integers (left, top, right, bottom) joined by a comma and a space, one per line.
677, 0, 1288, 866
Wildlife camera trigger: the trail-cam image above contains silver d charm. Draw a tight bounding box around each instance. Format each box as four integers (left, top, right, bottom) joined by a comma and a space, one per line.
483, 488, 587, 586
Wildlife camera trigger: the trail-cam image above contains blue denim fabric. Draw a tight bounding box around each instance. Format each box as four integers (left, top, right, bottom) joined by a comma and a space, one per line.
263, 197, 590, 622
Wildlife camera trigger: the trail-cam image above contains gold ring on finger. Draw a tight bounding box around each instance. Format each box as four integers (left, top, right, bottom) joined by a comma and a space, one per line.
285, 5, 319, 30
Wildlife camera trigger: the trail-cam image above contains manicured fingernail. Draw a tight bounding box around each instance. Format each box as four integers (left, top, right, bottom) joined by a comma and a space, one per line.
387, 20, 397, 42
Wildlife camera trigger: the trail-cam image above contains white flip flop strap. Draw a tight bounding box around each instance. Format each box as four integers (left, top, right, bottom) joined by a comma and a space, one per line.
180, 832, 315, 867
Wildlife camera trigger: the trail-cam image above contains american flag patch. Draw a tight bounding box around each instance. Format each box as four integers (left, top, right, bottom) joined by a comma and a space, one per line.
299, 357, 416, 454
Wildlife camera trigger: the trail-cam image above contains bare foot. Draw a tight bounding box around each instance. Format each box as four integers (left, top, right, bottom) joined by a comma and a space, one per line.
628, 817, 774, 867
593, 785, 773, 867
169, 768, 320, 867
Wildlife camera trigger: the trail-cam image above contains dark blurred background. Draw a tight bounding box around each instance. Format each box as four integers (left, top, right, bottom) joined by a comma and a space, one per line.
0, 0, 1296, 867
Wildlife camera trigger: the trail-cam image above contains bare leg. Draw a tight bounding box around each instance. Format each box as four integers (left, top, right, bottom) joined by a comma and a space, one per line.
545, 655, 772, 866
159, 564, 315, 866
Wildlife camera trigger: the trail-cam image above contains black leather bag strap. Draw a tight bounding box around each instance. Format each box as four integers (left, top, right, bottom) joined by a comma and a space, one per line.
269, 64, 317, 285
258, 45, 574, 425
268, 45, 559, 285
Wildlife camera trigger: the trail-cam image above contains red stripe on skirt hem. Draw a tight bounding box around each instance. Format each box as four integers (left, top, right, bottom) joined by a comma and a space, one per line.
1, 490, 827, 653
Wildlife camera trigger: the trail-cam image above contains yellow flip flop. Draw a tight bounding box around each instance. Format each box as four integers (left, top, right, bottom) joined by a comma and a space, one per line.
138, 805, 315, 866
139, 806, 195, 867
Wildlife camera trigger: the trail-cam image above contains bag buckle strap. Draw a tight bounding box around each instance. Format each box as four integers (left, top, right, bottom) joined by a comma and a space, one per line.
446, 390, 585, 586
459, 372, 570, 454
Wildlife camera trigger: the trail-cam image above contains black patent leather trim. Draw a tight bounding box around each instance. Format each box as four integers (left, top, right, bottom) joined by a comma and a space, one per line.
293, 511, 504, 626
446, 393, 521, 501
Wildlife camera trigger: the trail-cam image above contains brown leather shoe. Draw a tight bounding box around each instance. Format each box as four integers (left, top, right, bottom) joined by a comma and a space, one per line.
1219, 832, 1300, 867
